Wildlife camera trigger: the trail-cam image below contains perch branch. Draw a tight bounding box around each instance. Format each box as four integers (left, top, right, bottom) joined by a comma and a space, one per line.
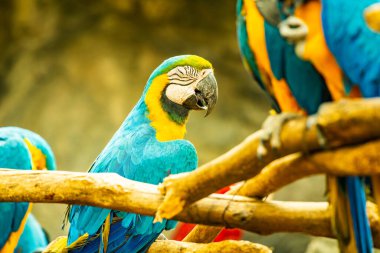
185, 105, 380, 244
156, 98, 380, 221
0, 170, 379, 247
238, 139, 380, 198
147, 240, 272, 253
183, 225, 224, 243
44, 237, 271, 253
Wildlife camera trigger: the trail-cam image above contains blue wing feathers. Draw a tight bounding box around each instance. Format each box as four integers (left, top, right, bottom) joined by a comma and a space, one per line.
15, 214, 49, 253
69, 101, 198, 252
264, 22, 332, 114
238, 1, 376, 252
322, 2, 378, 250
322, 0, 380, 97
0, 127, 55, 251
346, 177, 373, 252
0, 132, 32, 249
236, 0, 282, 112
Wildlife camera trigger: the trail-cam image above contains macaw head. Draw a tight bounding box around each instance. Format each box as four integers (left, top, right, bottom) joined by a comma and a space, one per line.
254, 0, 308, 58
10, 128, 57, 171
142, 55, 218, 141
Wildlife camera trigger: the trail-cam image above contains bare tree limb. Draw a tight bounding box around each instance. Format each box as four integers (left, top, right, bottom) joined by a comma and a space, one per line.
184, 103, 380, 244
156, 98, 380, 221
0, 170, 379, 247
238, 139, 380, 198
147, 240, 272, 253
44, 236, 271, 253
182, 225, 223, 243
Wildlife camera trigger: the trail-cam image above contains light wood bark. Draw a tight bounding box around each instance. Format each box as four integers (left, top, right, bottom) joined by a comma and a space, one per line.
0, 169, 379, 247
156, 99, 380, 222
44, 236, 271, 253
238, 139, 380, 198
147, 240, 272, 253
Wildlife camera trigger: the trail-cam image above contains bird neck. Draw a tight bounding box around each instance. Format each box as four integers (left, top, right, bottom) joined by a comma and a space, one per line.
24, 138, 46, 170
144, 74, 188, 141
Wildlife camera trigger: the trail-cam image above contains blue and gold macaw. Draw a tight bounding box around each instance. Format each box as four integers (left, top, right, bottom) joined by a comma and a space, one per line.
54, 55, 218, 253
0, 127, 56, 253
237, 0, 379, 252
320, 1, 380, 252
16, 214, 50, 253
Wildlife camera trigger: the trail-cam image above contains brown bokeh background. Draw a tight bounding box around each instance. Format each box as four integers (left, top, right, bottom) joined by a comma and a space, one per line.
0, 1, 330, 252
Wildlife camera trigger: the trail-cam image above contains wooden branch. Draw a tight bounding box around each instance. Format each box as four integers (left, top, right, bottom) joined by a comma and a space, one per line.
238, 139, 380, 198
0, 170, 379, 248
45, 236, 271, 253
156, 98, 380, 221
147, 240, 272, 253
183, 225, 224, 243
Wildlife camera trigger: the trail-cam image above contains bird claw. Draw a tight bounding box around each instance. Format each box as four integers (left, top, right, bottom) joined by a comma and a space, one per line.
157, 234, 168, 240
306, 115, 328, 149
257, 112, 302, 159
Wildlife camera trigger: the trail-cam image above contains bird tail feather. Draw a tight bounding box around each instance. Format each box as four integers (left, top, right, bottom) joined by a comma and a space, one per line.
43, 233, 89, 253
330, 176, 373, 253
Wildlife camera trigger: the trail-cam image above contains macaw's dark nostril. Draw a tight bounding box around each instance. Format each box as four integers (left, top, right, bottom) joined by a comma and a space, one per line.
195, 90, 207, 108
289, 23, 301, 29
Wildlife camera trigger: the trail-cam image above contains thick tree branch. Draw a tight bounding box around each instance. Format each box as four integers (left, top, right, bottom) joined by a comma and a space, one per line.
238, 139, 380, 198
156, 98, 380, 221
0, 170, 379, 248
183, 225, 224, 243
147, 240, 271, 253
45, 237, 271, 253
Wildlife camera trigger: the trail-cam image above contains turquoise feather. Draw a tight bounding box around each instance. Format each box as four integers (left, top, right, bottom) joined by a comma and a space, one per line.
322, 1, 380, 251
15, 214, 49, 253
68, 56, 206, 253
322, 0, 380, 97
263, 21, 331, 114
0, 127, 56, 252
236, 0, 374, 252
236, 0, 281, 112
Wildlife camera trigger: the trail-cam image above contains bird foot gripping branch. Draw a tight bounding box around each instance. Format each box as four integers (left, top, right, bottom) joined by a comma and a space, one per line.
257, 112, 303, 159
155, 172, 190, 223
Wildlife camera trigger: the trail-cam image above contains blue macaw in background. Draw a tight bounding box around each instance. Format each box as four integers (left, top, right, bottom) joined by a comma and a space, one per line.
237, 0, 379, 252
16, 214, 50, 253
0, 127, 56, 253
322, 0, 380, 98
321, 1, 380, 252
236, 0, 332, 115
52, 55, 218, 253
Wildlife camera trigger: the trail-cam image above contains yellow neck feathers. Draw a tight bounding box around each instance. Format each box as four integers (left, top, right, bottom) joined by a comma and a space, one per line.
145, 74, 187, 142
24, 138, 46, 170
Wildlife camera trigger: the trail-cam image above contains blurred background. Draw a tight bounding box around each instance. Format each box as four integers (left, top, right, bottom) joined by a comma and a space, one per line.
0, 0, 333, 252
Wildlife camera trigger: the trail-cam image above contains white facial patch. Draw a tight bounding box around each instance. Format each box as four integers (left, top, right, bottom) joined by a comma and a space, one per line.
166, 66, 213, 105
165, 84, 195, 104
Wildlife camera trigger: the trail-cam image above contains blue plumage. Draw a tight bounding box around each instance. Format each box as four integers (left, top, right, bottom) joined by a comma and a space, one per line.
236, 0, 331, 114
346, 177, 373, 253
321, 1, 380, 251
67, 55, 217, 253
237, 0, 376, 251
68, 100, 198, 253
236, 0, 281, 112
264, 21, 332, 114
0, 127, 56, 252
322, 0, 380, 97
15, 214, 49, 253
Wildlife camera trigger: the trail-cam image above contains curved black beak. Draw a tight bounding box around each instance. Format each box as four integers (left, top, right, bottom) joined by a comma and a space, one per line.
183, 71, 218, 116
